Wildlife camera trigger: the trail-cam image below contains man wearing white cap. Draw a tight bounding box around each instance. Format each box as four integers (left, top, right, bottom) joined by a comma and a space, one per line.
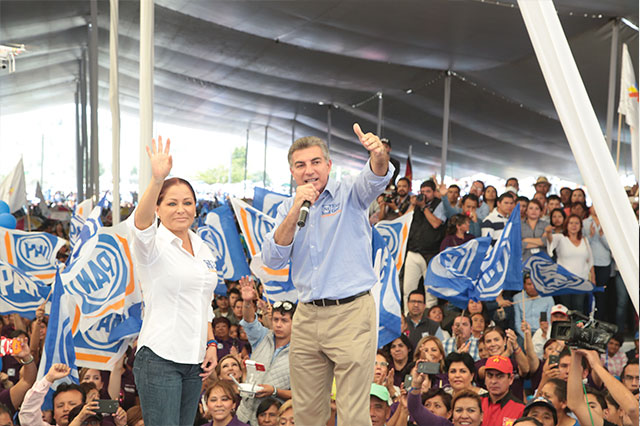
532, 304, 569, 359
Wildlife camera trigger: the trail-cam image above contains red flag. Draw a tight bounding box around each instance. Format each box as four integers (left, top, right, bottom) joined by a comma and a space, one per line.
404, 145, 413, 182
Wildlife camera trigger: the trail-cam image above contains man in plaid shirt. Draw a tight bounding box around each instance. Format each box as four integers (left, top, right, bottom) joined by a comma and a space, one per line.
443, 313, 480, 361
600, 334, 628, 378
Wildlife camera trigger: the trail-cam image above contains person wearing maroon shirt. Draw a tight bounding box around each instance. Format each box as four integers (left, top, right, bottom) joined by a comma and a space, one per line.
480, 355, 525, 426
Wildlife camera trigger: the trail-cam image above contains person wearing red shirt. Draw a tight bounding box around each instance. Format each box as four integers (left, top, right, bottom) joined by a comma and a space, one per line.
481, 355, 525, 426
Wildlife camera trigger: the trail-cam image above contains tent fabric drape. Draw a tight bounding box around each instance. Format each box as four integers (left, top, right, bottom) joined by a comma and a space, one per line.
518, 0, 639, 314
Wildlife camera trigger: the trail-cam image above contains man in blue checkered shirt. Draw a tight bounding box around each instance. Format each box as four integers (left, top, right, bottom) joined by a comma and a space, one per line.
443, 313, 480, 361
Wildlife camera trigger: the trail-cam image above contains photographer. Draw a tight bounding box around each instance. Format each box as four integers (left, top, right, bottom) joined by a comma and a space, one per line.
378, 177, 412, 221
567, 349, 638, 426
403, 179, 446, 312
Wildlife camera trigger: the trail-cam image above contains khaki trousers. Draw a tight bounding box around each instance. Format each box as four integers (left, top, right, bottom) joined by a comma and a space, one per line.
290, 293, 376, 426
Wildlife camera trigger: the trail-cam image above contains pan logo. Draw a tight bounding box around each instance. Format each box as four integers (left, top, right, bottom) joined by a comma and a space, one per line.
74, 313, 123, 353
66, 234, 128, 308
0, 264, 46, 311
199, 218, 233, 278
250, 210, 274, 249
14, 234, 56, 271
375, 223, 403, 261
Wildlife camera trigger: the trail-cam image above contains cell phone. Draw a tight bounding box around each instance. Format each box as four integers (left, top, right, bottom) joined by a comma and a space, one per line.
417, 361, 440, 375
540, 312, 548, 322
96, 399, 119, 414
548, 354, 559, 369
403, 374, 413, 391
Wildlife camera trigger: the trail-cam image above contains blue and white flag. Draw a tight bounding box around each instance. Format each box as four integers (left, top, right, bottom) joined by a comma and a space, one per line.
524, 253, 602, 296
68, 194, 109, 264
61, 221, 140, 333
374, 213, 413, 272
197, 204, 251, 287
0, 260, 51, 319
426, 205, 523, 309
69, 199, 93, 249
253, 187, 289, 218
230, 198, 298, 302
74, 304, 140, 370
0, 228, 65, 282
476, 204, 523, 297
371, 228, 402, 347
36, 270, 79, 408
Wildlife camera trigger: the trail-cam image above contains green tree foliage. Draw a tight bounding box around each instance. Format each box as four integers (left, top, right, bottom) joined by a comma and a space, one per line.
196, 146, 269, 185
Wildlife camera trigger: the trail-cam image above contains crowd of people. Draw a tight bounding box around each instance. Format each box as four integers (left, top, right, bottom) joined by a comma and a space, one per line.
0, 131, 638, 426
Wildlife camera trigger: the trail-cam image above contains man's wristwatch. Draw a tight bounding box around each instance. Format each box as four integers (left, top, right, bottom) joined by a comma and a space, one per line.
272, 386, 278, 398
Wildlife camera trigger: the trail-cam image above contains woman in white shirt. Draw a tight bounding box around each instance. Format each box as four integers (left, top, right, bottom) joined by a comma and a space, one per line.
131, 137, 218, 426
546, 214, 595, 314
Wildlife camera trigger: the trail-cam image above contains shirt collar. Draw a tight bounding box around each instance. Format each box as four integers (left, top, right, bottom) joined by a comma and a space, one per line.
157, 223, 202, 254
323, 176, 338, 198
493, 391, 518, 407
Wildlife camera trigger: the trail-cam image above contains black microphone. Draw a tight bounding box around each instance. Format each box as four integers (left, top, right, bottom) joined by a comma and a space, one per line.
297, 200, 311, 227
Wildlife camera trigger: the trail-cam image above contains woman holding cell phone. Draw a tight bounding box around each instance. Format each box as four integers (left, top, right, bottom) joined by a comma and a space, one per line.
131, 137, 219, 426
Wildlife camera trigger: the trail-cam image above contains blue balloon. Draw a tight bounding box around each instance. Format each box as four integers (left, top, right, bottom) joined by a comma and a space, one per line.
0, 201, 9, 215
0, 213, 16, 229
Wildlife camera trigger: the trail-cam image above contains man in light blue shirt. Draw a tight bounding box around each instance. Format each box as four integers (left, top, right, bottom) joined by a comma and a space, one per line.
262, 123, 393, 426
513, 273, 554, 341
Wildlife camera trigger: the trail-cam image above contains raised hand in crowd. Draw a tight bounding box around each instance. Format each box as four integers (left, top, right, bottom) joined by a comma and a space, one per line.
45, 363, 71, 383
569, 349, 639, 426
239, 275, 258, 323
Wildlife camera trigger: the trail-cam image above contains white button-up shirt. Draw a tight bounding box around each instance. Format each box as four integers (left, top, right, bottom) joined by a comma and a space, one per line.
131, 219, 218, 364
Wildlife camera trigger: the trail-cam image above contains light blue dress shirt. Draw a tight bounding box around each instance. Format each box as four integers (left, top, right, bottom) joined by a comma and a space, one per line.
582, 217, 611, 267
262, 160, 394, 303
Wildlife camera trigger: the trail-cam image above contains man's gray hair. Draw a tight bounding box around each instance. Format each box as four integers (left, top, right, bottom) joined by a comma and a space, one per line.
287, 136, 331, 167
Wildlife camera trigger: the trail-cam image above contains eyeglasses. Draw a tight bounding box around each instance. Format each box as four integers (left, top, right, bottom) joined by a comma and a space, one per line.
273, 301, 295, 312
375, 361, 389, 367
408, 299, 425, 305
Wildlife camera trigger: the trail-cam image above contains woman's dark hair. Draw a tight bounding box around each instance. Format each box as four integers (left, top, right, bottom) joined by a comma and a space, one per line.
422, 388, 452, 410
428, 305, 444, 320
157, 177, 196, 206
527, 198, 542, 212
385, 334, 414, 362
256, 397, 282, 416
482, 326, 506, 344
444, 352, 475, 375
446, 214, 470, 236
570, 188, 586, 202
562, 214, 583, 239
550, 208, 566, 226
484, 185, 497, 200
205, 379, 241, 408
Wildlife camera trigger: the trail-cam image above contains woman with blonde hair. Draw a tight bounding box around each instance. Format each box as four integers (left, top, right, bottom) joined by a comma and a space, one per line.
277, 400, 294, 425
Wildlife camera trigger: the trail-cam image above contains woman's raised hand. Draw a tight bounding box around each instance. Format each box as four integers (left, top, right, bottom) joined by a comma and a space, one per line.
146, 136, 173, 183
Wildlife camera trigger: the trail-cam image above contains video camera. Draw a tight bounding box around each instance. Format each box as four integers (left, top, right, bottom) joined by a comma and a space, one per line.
550, 310, 617, 352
